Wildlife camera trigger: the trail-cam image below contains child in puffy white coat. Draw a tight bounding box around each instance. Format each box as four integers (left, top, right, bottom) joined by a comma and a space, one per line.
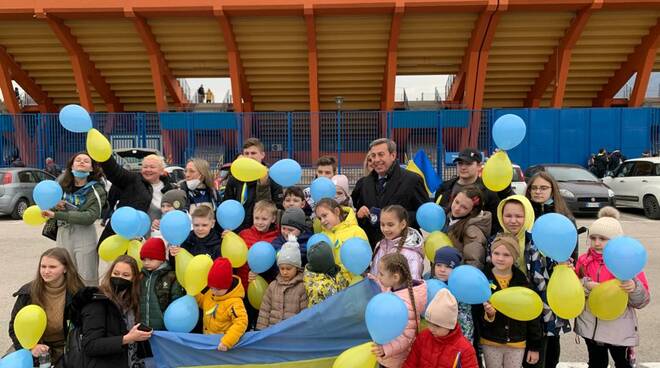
371, 253, 427, 368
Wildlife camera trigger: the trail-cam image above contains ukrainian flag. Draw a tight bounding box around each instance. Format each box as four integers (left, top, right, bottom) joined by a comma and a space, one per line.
406, 149, 441, 196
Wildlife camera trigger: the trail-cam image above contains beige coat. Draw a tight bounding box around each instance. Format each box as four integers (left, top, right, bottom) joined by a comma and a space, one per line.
256, 272, 308, 330
448, 211, 492, 269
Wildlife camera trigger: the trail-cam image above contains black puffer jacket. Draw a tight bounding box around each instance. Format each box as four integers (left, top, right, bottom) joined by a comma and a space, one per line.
222, 172, 284, 232
474, 266, 543, 351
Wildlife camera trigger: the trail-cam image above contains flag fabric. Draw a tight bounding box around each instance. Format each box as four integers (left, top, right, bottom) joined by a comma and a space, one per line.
406, 149, 441, 196
150, 280, 379, 368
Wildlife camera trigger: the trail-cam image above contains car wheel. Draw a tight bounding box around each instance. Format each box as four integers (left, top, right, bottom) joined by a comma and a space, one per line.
643, 195, 660, 220
11, 198, 29, 220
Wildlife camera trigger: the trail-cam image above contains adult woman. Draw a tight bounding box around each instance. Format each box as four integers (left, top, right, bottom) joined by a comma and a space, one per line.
525, 171, 573, 221
9, 248, 85, 365
179, 158, 219, 212
73, 255, 151, 368
42, 152, 107, 285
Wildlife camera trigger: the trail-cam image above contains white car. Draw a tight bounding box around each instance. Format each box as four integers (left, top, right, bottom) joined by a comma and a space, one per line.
511, 164, 527, 196
602, 157, 660, 219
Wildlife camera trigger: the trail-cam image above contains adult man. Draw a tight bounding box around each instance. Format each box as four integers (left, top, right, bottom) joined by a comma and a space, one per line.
435, 148, 513, 235
44, 157, 62, 177
223, 138, 284, 231
351, 138, 429, 245
98, 154, 175, 244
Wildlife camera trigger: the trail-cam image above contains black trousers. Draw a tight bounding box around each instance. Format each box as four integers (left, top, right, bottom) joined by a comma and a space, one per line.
522, 335, 561, 368
585, 338, 631, 368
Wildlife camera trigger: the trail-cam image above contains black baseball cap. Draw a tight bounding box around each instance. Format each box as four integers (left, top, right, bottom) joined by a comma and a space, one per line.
453, 148, 482, 164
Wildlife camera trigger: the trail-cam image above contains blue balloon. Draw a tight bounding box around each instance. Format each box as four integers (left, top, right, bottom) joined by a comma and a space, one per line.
59, 104, 93, 133
604, 236, 648, 280
0, 348, 32, 368
310, 177, 336, 202
426, 279, 448, 305
269, 159, 302, 187
492, 114, 526, 150
111, 206, 140, 239
216, 200, 245, 231
33, 180, 63, 210
339, 237, 372, 275
416, 202, 446, 233
160, 210, 192, 245
136, 210, 151, 238
448, 265, 491, 304
531, 213, 577, 262
307, 233, 332, 248
164, 295, 199, 333
365, 292, 409, 344
248, 241, 277, 273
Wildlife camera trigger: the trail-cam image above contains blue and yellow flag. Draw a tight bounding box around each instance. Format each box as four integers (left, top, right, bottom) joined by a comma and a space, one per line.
406, 149, 441, 196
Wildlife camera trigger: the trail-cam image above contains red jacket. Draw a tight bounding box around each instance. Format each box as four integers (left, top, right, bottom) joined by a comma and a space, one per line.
236, 225, 280, 288
403, 325, 478, 368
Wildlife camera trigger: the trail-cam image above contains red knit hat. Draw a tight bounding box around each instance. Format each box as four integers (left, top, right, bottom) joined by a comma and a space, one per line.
207, 257, 233, 290
140, 238, 166, 261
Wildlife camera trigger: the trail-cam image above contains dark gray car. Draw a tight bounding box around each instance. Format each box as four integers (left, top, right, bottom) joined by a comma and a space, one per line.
525, 164, 615, 215
0, 168, 56, 219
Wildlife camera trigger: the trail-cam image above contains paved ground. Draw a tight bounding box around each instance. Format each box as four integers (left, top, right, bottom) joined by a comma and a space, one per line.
0, 209, 657, 364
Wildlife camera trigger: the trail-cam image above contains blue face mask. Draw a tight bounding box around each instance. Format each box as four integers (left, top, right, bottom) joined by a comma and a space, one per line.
544, 198, 554, 205
72, 170, 90, 178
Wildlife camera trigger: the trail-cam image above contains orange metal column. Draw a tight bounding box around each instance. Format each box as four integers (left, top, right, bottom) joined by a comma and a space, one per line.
446, 72, 465, 106
0, 46, 55, 112
0, 58, 19, 114
381, 4, 404, 113
305, 7, 320, 162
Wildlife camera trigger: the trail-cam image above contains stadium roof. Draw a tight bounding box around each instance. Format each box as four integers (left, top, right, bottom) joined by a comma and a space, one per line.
0, 0, 658, 113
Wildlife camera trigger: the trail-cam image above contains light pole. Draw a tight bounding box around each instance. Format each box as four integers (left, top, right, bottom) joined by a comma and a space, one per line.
335, 96, 344, 172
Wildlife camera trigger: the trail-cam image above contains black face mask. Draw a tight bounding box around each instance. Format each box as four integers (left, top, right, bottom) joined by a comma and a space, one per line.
110, 277, 132, 293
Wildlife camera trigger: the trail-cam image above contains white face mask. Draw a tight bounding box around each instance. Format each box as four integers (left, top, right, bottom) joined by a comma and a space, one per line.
186, 179, 201, 190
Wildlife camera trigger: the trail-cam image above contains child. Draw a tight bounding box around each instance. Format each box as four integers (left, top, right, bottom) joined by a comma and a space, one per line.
331, 174, 353, 208
237, 199, 280, 287
304, 155, 337, 208
151, 189, 188, 238
256, 240, 308, 330
280, 187, 313, 225
303, 241, 349, 306
477, 233, 542, 368
139, 238, 184, 330
574, 207, 649, 368
196, 257, 248, 351
170, 205, 221, 259
403, 289, 479, 368
446, 185, 492, 270
432, 246, 474, 343
371, 253, 427, 368
272, 207, 313, 266
371, 205, 424, 280
223, 138, 284, 231
314, 198, 368, 264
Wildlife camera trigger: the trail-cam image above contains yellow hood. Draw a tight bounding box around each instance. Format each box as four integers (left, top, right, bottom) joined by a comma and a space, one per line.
496, 195, 535, 274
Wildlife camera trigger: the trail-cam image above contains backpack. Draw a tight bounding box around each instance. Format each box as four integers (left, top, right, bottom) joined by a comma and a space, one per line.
61, 321, 86, 368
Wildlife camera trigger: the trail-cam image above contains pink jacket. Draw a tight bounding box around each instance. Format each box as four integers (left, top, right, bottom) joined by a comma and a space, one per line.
379, 280, 428, 368
371, 228, 424, 281
575, 248, 649, 291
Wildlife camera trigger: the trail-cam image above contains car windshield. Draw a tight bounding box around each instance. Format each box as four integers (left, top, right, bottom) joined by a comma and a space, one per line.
115, 150, 158, 165
546, 166, 598, 182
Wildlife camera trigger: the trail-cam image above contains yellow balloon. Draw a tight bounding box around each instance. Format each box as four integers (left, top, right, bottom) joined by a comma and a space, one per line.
332, 342, 377, 368
175, 248, 194, 290
221, 231, 248, 268
14, 304, 47, 349
127, 240, 143, 270
98, 235, 130, 262
547, 264, 585, 319
482, 151, 513, 192
247, 275, 269, 309
490, 286, 543, 321
184, 254, 213, 296
588, 279, 629, 321
86, 128, 112, 162
230, 157, 268, 183
23, 205, 47, 226
424, 231, 453, 261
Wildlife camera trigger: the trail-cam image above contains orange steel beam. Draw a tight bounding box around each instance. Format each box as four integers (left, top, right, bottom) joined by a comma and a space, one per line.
131, 14, 188, 111
0, 45, 55, 112
525, 4, 597, 107
446, 72, 465, 105
593, 18, 660, 107
44, 15, 122, 112
381, 3, 404, 113
461, 0, 504, 149
0, 57, 19, 114
305, 6, 320, 162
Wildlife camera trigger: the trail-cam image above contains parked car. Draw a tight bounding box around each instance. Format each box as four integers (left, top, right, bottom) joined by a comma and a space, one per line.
0, 168, 56, 219
113, 148, 161, 172
602, 157, 660, 219
165, 166, 185, 184
525, 164, 615, 215
511, 164, 527, 195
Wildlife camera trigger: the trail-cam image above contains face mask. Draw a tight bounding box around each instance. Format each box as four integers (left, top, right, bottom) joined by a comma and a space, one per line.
110, 277, 132, 293
72, 170, 90, 178
544, 198, 554, 205
186, 179, 201, 190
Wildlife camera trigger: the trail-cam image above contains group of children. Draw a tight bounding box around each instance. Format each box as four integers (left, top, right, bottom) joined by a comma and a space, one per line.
129, 145, 649, 368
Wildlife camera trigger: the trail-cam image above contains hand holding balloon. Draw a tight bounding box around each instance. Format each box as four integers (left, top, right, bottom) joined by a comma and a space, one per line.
620, 280, 637, 293
483, 302, 496, 318
371, 344, 385, 358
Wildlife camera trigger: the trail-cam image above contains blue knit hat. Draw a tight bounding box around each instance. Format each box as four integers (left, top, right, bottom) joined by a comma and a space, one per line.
434, 247, 462, 268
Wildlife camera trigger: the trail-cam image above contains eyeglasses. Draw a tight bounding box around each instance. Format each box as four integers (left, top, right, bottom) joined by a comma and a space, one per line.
530, 185, 551, 192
